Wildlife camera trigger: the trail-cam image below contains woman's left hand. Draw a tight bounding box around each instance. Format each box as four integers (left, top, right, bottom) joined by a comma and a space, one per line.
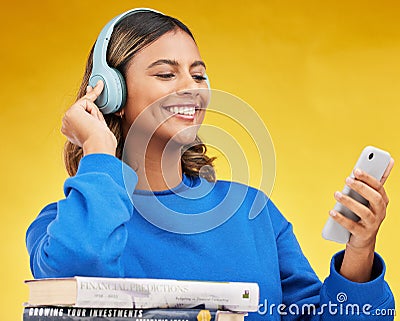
330, 158, 394, 282
330, 158, 394, 251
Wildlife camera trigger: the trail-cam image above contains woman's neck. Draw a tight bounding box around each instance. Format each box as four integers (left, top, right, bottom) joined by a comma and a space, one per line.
125, 138, 183, 192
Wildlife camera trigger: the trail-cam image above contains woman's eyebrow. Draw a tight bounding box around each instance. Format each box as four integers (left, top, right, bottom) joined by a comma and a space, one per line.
146, 59, 206, 70
147, 59, 179, 69
191, 60, 206, 70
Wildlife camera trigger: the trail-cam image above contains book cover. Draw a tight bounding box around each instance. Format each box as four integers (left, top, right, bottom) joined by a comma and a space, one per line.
25, 277, 259, 312
23, 307, 246, 321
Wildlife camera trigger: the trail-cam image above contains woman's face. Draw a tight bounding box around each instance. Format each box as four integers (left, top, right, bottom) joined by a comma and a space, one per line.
122, 29, 209, 147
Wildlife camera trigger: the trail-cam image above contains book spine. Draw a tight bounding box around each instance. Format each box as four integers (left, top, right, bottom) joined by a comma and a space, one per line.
23, 307, 218, 321
75, 277, 259, 312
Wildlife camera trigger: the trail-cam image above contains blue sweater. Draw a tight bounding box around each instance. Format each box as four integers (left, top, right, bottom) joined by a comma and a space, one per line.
26, 154, 395, 320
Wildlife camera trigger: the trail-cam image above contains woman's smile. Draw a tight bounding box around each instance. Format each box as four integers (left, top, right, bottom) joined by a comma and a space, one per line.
162, 103, 201, 121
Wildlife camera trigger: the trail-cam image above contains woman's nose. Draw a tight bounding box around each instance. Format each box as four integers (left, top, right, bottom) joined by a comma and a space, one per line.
176, 74, 201, 96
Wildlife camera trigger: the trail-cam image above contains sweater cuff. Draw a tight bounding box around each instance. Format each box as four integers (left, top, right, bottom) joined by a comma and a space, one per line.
76, 153, 138, 194
324, 250, 388, 305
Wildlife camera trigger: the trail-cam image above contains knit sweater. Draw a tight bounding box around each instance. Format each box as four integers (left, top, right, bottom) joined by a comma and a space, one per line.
26, 154, 395, 320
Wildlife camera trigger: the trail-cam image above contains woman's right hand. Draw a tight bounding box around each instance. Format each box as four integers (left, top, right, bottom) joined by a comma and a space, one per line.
61, 80, 117, 156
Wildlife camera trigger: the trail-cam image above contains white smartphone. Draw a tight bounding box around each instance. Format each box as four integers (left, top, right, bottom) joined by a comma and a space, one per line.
322, 146, 391, 244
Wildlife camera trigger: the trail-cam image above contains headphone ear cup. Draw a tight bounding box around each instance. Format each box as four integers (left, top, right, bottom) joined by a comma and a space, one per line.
89, 68, 126, 114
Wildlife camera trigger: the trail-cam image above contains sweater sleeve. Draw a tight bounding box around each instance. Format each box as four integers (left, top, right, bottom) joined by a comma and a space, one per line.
26, 154, 138, 278
319, 251, 395, 320
268, 200, 395, 320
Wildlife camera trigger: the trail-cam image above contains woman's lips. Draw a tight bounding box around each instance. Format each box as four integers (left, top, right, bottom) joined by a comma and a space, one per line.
162, 104, 200, 120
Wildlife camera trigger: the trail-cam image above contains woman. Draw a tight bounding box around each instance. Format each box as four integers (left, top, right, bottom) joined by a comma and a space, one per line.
26, 9, 395, 320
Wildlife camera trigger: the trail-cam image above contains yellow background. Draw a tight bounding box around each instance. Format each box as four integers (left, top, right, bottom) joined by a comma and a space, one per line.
1, 0, 399, 319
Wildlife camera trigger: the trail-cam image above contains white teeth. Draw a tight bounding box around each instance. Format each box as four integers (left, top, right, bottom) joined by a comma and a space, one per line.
165, 106, 196, 116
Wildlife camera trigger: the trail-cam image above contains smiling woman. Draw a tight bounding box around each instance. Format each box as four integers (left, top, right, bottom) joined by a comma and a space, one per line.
25, 8, 395, 321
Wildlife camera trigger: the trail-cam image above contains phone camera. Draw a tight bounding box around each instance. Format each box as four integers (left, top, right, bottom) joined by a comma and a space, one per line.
368, 153, 374, 160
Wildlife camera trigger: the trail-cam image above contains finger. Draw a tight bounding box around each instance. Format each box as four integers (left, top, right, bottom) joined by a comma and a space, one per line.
75, 95, 106, 125
97, 108, 105, 121
88, 98, 105, 121
87, 85, 106, 122
334, 191, 375, 225
86, 85, 93, 95
353, 168, 389, 205
86, 100, 107, 124
84, 80, 104, 102
95, 105, 106, 123
79, 98, 88, 110
353, 168, 383, 191
84, 100, 101, 118
61, 115, 80, 146
345, 177, 386, 217
329, 210, 362, 236
380, 158, 395, 185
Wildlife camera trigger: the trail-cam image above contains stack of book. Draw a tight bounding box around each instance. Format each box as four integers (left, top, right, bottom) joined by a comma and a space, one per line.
23, 276, 260, 321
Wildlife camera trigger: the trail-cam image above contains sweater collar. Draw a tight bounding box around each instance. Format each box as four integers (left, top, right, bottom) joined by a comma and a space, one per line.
133, 173, 200, 195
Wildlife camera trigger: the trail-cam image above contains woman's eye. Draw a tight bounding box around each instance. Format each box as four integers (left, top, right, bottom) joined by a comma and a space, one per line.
156, 73, 175, 79
193, 75, 207, 81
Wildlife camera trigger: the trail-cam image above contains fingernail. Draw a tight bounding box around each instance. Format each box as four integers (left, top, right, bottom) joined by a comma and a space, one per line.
346, 177, 354, 185
354, 168, 362, 176
329, 210, 337, 217
334, 191, 342, 199
86, 85, 91, 92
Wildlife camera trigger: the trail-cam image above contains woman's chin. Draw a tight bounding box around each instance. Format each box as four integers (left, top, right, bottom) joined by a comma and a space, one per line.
158, 123, 200, 147
169, 131, 198, 146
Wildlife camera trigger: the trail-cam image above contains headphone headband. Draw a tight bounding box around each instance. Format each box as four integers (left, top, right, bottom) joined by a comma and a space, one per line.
93, 8, 162, 69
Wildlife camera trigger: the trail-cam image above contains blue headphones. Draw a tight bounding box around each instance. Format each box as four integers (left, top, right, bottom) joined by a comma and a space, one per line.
89, 8, 210, 115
